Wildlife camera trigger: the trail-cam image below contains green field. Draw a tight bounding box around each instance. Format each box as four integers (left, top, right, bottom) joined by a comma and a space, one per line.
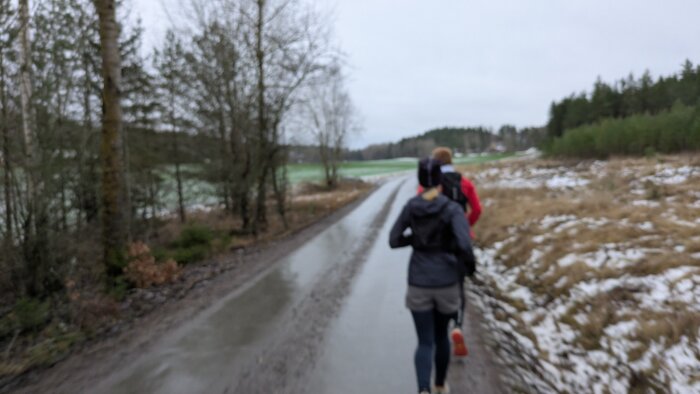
146, 153, 514, 210
287, 152, 514, 184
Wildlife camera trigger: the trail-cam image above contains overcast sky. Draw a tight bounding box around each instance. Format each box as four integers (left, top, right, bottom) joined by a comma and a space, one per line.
133, 0, 700, 148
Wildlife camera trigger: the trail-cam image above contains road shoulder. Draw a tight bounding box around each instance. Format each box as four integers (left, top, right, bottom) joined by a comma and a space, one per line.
9, 185, 379, 394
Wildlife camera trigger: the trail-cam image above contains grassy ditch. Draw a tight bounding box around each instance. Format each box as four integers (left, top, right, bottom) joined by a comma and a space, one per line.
464, 154, 700, 393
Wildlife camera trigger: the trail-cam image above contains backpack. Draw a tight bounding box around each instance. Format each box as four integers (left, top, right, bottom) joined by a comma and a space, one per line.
409, 203, 454, 252
441, 172, 468, 211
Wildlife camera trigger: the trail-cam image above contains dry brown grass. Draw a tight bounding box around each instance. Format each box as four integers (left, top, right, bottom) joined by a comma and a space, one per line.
625, 253, 700, 277
628, 365, 669, 394
472, 155, 700, 383
475, 155, 699, 271
531, 262, 620, 299
631, 311, 700, 347
557, 286, 641, 350
685, 238, 700, 254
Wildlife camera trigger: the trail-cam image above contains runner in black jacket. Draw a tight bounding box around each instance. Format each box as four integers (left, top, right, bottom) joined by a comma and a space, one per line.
389, 158, 476, 394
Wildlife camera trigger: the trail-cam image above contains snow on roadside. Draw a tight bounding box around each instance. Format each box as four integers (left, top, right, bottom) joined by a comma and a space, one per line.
640, 165, 697, 185
469, 158, 700, 393
476, 241, 700, 393
474, 166, 590, 190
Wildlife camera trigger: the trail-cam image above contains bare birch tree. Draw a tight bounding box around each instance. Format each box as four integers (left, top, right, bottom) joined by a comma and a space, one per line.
18, 0, 54, 295
18, 0, 35, 181
0, 0, 14, 242
246, 0, 330, 232
0, 0, 16, 281
155, 30, 190, 223
304, 64, 358, 189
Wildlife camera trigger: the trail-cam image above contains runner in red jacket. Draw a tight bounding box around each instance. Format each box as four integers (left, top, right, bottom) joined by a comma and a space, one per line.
417, 147, 482, 239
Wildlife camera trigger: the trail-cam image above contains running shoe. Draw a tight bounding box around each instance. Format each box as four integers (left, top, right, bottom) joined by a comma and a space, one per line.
433, 384, 450, 394
451, 327, 468, 357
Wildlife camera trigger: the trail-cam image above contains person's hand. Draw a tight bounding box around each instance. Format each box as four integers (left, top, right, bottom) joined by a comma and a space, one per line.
466, 264, 476, 277
464, 257, 476, 277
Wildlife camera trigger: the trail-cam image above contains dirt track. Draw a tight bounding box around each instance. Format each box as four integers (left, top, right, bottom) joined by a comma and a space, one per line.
12, 177, 506, 394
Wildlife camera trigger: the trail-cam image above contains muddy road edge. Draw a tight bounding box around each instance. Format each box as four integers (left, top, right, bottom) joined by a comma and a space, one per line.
9, 182, 395, 394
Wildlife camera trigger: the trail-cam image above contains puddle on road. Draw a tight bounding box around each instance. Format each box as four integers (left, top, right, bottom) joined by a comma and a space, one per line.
97, 178, 406, 394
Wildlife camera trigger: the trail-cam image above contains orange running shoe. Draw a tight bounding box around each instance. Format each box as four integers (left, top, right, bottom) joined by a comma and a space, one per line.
451, 328, 468, 357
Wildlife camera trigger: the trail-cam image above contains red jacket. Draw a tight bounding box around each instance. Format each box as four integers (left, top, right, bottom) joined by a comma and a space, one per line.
417, 174, 482, 236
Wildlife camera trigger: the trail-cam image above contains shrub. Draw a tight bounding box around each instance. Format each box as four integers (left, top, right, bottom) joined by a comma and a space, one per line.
170, 244, 209, 265
166, 224, 216, 265
107, 276, 130, 301
0, 315, 13, 339
124, 242, 181, 288
174, 225, 214, 248
12, 298, 50, 333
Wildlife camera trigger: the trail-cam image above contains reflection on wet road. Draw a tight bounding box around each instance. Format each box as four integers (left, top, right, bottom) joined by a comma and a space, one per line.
95, 178, 406, 394
306, 177, 418, 393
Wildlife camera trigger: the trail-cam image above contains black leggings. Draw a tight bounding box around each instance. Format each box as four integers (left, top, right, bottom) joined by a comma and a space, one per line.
410, 309, 455, 392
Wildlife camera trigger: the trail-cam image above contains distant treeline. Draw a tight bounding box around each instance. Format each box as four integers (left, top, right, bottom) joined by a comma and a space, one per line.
346, 126, 546, 161
549, 103, 700, 157
546, 60, 700, 157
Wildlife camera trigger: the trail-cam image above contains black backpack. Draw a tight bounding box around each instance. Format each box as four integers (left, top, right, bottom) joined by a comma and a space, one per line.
410, 204, 453, 252
441, 172, 468, 211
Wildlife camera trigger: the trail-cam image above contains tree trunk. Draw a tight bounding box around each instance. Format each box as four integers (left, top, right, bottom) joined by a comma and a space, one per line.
149, 173, 157, 221
96, 0, 126, 276
0, 49, 12, 244
253, 0, 268, 234
319, 140, 333, 188
163, 69, 185, 223
224, 69, 241, 217
216, 108, 231, 212
254, 163, 269, 234
57, 117, 68, 231
78, 51, 95, 227
122, 123, 132, 242
18, 0, 33, 210
18, 0, 50, 296
271, 149, 289, 230
239, 152, 251, 231
173, 131, 186, 223
18, 0, 36, 179
331, 144, 341, 188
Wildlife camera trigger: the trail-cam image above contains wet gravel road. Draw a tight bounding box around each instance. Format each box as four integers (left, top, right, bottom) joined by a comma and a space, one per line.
306, 178, 504, 394
63, 177, 504, 394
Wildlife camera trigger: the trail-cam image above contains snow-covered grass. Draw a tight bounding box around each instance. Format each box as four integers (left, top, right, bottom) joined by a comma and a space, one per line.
463, 155, 700, 393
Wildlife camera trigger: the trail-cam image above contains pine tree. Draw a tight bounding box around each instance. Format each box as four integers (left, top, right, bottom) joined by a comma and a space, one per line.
95, 0, 127, 278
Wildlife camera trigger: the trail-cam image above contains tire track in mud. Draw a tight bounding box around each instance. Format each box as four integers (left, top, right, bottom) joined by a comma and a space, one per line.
228, 180, 405, 394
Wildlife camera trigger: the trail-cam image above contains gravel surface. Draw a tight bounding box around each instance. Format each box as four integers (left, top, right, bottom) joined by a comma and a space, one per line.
10, 178, 506, 394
